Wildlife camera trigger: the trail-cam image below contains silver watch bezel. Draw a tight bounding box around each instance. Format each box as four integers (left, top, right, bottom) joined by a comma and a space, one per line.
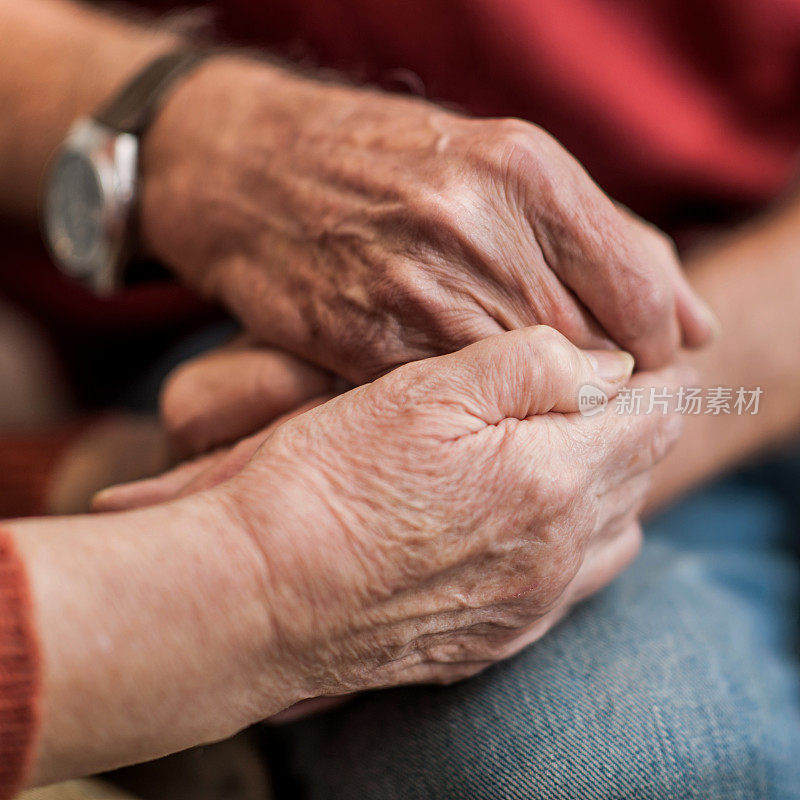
42, 118, 138, 295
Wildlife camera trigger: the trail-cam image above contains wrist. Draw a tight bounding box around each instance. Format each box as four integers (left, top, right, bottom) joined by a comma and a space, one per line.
199, 484, 307, 719
9, 492, 287, 783
138, 56, 315, 293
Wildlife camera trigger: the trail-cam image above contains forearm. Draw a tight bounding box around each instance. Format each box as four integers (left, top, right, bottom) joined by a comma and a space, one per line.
7, 491, 281, 786
0, 0, 180, 221
648, 201, 800, 509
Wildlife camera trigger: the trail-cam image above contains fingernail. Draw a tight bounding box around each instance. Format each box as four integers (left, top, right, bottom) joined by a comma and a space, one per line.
91, 484, 127, 509
92, 486, 115, 502
587, 350, 635, 383
90, 488, 116, 511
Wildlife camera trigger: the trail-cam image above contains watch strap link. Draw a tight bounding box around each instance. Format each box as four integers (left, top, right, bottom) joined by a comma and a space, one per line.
95, 49, 212, 135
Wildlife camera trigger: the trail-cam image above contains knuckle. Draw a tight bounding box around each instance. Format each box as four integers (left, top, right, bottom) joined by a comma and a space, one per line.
615, 269, 674, 342
372, 258, 433, 318
426, 612, 529, 665
334, 268, 443, 379
524, 447, 589, 522
625, 523, 645, 557
494, 117, 537, 138
484, 601, 532, 632
540, 300, 587, 344
633, 218, 681, 267
373, 259, 476, 357
449, 635, 501, 664
490, 117, 538, 150
528, 323, 567, 347
625, 410, 684, 469
470, 117, 547, 178
540, 334, 581, 383
648, 226, 680, 263
524, 325, 576, 371
399, 183, 474, 251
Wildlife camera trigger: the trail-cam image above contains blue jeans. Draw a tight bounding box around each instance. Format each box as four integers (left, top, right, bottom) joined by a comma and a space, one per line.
271, 458, 800, 799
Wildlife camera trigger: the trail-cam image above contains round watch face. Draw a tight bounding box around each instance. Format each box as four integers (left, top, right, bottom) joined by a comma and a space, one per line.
43, 150, 106, 276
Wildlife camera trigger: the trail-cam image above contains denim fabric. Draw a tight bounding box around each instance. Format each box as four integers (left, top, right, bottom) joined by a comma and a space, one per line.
271, 460, 800, 799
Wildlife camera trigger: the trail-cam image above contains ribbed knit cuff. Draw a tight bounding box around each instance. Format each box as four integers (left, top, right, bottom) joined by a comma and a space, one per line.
0, 529, 40, 799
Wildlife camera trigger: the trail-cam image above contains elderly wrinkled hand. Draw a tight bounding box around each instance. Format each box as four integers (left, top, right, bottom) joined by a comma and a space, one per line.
97, 327, 687, 699
140, 57, 715, 392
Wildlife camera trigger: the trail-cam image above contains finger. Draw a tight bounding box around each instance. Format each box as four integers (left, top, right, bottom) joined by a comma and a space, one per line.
617, 205, 719, 350
528, 159, 712, 369
176, 395, 332, 497
92, 437, 256, 512
566, 520, 643, 602
162, 345, 335, 458
92, 436, 258, 512
92, 452, 219, 512
94, 395, 333, 512
468, 252, 616, 351
593, 471, 652, 537
589, 365, 694, 488
541, 202, 681, 369
495, 520, 642, 661
669, 259, 720, 349
266, 696, 351, 725
410, 325, 635, 430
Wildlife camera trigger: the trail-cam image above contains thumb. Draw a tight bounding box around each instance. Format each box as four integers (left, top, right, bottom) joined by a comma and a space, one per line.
415, 326, 634, 426
161, 341, 335, 458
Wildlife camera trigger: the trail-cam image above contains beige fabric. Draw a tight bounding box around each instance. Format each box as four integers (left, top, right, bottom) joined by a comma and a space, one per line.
17, 779, 139, 800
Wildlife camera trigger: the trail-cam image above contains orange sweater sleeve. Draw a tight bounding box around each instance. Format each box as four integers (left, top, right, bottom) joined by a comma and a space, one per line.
0, 528, 40, 799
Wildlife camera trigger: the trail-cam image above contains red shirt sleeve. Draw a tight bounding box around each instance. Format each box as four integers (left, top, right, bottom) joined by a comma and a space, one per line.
0, 529, 40, 799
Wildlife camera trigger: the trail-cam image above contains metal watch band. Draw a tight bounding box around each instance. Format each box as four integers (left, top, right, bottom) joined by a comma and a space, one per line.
94, 48, 212, 135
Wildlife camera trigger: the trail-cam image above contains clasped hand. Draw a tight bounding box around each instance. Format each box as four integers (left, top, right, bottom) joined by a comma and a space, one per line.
97, 57, 707, 715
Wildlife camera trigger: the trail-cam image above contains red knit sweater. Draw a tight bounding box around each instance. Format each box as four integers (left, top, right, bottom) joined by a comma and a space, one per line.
0, 530, 39, 798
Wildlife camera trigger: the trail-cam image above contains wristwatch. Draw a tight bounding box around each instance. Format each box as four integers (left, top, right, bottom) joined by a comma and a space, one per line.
42, 49, 212, 295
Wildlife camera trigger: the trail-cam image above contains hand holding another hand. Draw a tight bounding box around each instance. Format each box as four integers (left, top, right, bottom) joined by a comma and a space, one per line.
98, 327, 687, 704
113, 54, 704, 713
141, 57, 715, 384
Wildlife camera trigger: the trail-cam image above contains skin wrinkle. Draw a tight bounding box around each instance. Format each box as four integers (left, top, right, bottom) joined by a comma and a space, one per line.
532, 180, 676, 354
0, 0, 735, 777
358, 596, 530, 675
383, 559, 578, 672
18, 17, 709, 750
91, 329, 685, 722
304, 428, 572, 652
138, 56, 713, 384
392, 539, 572, 627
